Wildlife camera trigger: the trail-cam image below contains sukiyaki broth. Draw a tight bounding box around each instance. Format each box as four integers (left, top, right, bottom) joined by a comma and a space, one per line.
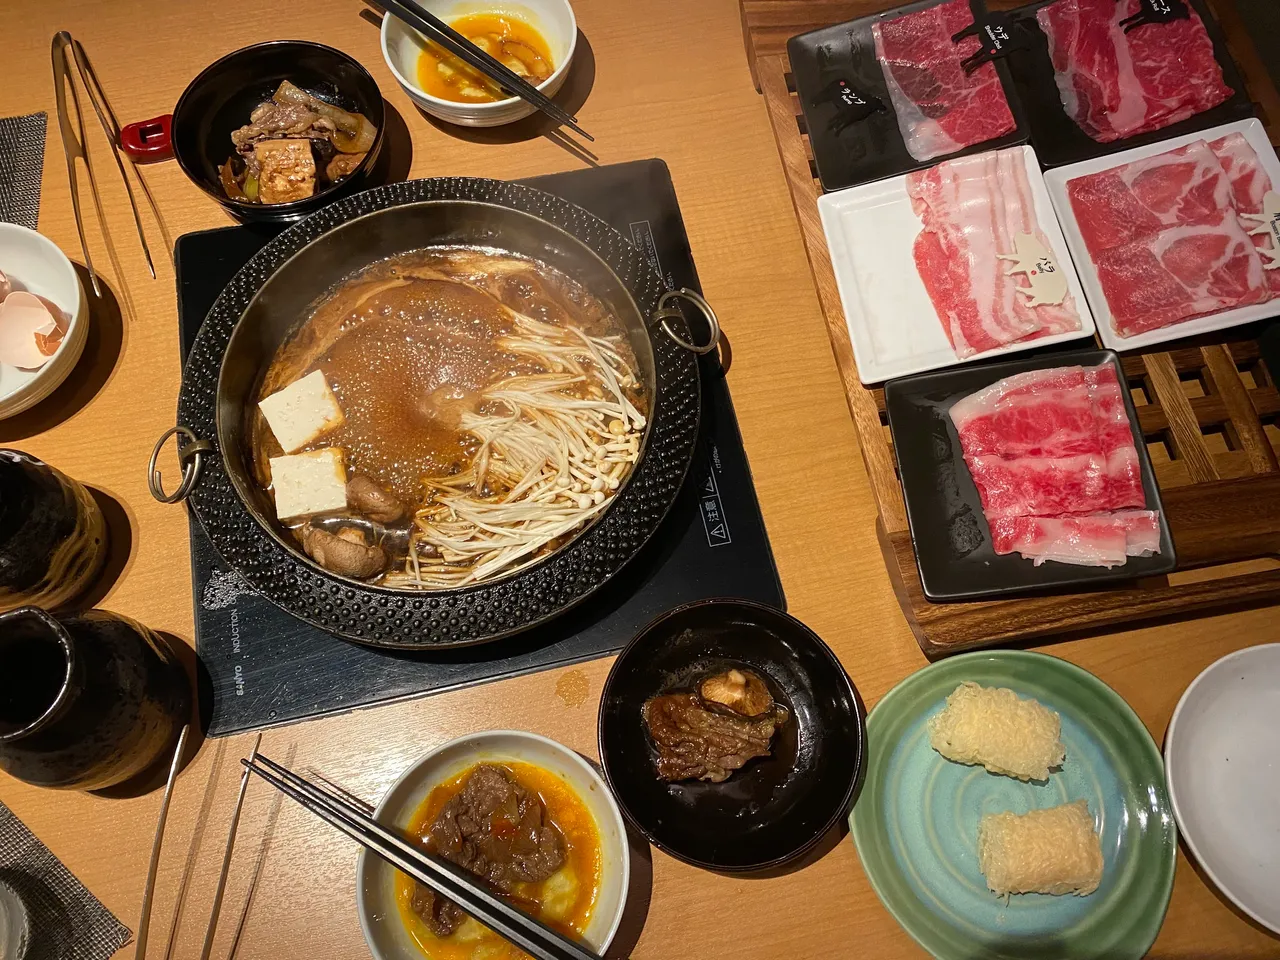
252, 246, 648, 588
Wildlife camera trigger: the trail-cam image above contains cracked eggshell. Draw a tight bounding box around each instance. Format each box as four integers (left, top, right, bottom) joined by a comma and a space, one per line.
0, 291, 62, 369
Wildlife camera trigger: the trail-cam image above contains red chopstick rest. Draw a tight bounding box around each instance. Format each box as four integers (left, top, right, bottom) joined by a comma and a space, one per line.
120, 114, 173, 162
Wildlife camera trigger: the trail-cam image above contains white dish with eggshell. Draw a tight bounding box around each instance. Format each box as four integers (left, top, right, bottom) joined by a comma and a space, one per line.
0, 224, 88, 419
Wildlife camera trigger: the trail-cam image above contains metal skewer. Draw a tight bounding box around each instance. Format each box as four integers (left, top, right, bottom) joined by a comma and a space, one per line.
198, 732, 262, 960
50, 32, 101, 296
134, 724, 191, 960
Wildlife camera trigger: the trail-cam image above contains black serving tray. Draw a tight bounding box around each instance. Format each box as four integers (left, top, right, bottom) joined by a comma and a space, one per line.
1003, 0, 1255, 169
884, 347, 1177, 601
788, 0, 1030, 193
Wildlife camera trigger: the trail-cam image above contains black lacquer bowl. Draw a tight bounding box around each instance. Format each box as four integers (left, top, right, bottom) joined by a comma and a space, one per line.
172, 40, 385, 223
598, 599, 865, 872
174, 178, 702, 648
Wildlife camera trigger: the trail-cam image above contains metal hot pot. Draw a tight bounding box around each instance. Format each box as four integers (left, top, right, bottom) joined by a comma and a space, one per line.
151, 178, 718, 649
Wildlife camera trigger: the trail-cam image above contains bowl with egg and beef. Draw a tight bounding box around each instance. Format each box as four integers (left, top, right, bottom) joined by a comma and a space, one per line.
381, 0, 577, 127
356, 730, 629, 960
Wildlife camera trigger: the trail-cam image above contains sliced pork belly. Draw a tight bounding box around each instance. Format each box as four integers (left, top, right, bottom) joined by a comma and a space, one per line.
907, 149, 1082, 357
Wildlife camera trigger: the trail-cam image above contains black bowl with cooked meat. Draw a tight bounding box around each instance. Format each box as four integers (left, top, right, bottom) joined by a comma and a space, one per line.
598, 599, 866, 872
172, 40, 385, 223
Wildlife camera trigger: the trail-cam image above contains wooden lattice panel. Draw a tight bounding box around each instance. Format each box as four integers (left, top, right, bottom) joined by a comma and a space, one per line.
743, 0, 1280, 656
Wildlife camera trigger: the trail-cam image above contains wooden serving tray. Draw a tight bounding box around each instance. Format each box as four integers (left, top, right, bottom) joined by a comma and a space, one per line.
741, 0, 1280, 657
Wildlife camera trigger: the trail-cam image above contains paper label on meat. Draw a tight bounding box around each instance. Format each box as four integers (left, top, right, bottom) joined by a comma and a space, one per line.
1242, 190, 1280, 270
954, 12, 1032, 71
1120, 0, 1192, 33
997, 233, 1068, 307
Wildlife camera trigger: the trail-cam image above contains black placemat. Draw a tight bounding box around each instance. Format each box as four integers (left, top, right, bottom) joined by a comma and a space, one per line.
788, 0, 1029, 193
884, 347, 1176, 600
0, 113, 47, 229
176, 159, 785, 737
1003, 0, 1255, 168
0, 801, 131, 960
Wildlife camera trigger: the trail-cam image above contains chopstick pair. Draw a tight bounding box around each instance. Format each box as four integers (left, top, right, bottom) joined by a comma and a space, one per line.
241, 754, 604, 960
371, 0, 593, 142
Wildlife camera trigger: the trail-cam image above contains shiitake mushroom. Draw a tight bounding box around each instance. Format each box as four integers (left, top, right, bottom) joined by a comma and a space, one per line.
699, 668, 776, 718
302, 523, 388, 579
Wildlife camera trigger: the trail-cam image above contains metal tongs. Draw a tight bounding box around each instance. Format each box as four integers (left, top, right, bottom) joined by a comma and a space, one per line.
51, 31, 165, 295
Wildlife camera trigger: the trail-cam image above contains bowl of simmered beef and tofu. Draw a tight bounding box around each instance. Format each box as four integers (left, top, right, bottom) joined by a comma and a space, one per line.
171, 40, 385, 223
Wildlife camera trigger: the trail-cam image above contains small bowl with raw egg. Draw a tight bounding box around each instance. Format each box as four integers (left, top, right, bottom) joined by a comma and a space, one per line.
380, 0, 577, 127
0, 224, 88, 420
356, 730, 630, 960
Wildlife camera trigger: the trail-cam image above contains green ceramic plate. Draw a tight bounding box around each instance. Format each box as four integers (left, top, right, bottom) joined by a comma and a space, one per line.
851, 651, 1176, 960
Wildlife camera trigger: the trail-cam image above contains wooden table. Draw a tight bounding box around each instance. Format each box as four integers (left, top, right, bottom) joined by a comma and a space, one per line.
2, 1, 1277, 957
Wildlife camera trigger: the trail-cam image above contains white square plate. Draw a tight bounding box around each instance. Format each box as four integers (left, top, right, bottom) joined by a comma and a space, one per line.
1043, 118, 1280, 352
817, 144, 1095, 384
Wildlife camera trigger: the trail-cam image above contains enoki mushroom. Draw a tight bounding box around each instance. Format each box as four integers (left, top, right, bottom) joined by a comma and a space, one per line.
382, 313, 646, 589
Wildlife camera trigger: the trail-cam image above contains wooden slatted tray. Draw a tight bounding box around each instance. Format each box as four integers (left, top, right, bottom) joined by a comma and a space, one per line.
741, 0, 1280, 656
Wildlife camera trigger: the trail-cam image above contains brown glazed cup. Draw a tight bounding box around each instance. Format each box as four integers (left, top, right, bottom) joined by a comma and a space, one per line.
0, 450, 108, 614
0, 607, 189, 790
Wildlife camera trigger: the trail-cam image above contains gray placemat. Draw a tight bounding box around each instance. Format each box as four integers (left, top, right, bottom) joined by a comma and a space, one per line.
0, 801, 132, 960
0, 112, 47, 229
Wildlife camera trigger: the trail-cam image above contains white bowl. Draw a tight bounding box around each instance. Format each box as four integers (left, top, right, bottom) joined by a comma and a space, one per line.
356, 730, 629, 960
381, 0, 577, 127
1165, 643, 1280, 934
0, 224, 88, 420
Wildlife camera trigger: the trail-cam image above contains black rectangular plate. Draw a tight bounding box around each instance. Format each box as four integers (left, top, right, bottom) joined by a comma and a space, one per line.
788, 0, 1030, 193
884, 347, 1177, 601
1003, 0, 1255, 169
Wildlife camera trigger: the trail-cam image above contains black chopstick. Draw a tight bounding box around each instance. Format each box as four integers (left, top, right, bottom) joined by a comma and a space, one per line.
241, 754, 603, 960
376, 0, 594, 142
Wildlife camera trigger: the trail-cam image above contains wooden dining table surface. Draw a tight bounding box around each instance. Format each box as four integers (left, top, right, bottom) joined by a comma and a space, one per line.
3, 0, 1279, 957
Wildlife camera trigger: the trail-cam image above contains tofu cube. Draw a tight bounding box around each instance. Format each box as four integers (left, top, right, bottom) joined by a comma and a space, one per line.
269, 448, 348, 522
259, 370, 345, 454
254, 139, 316, 205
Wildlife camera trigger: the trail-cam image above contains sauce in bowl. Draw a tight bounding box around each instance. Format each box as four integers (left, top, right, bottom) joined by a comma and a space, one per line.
416, 14, 554, 103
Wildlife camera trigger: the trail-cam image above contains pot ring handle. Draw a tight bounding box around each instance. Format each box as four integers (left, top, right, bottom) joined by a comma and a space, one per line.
148, 426, 212, 504
653, 288, 720, 355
